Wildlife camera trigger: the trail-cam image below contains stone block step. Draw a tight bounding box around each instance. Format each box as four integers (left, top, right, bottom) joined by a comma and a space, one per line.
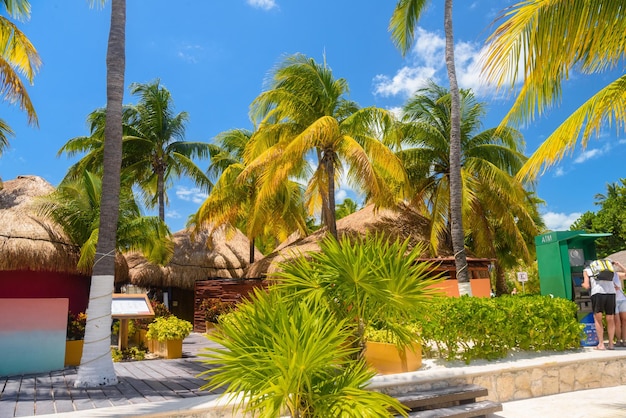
393, 384, 488, 410
405, 400, 503, 418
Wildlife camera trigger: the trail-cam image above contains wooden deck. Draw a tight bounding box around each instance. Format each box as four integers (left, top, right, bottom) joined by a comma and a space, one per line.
0, 333, 221, 417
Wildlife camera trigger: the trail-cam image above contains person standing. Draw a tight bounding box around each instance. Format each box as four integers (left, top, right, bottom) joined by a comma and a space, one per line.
612, 260, 626, 347
582, 259, 616, 350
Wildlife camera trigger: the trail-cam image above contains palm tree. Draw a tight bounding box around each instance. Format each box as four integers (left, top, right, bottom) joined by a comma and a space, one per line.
0, 0, 40, 127
74, 0, 125, 388
390, 0, 470, 294
61, 81, 212, 222
124, 80, 212, 221
189, 128, 308, 263
481, 1, 626, 181
37, 171, 173, 270
244, 54, 407, 239
336, 198, 358, 220
397, 82, 540, 294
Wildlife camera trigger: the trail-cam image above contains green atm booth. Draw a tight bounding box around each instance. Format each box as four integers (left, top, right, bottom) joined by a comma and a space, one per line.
535, 230, 611, 309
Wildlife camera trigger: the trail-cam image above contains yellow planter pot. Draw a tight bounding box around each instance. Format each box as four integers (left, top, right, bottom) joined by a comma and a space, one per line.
64, 340, 84, 366
148, 339, 183, 359
364, 341, 422, 375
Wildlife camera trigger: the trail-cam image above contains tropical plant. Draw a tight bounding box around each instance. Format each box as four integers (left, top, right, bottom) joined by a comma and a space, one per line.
390, 0, 469, 292
335, 198, 358, 220
200, 288, 408, 418
570, 179, 626, 257
75, 0, 125, 388
243, 53, 407, 239
146, 316, 193, 342
36, 170, 173, 270
274, 234, 444, 353
123, 79, 212, 220
199, 298, 234, 324
59, 80, 212, 222
397, 82, 541, 294
0, 0, 40, 127
67, 311, 87, 341
189, 128, 308, 263
480, 1, 626, 181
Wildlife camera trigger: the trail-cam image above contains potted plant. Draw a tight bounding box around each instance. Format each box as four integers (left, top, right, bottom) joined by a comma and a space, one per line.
200, 298, 234, 332
364, 323, 422, 375
65, 311, 86, 366
146, 316, 193, 359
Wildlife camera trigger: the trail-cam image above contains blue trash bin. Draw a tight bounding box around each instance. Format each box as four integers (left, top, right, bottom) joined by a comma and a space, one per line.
580, 312, 599, 347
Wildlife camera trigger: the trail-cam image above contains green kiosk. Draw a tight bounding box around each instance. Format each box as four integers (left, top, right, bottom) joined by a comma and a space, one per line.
535, 230, 611, 312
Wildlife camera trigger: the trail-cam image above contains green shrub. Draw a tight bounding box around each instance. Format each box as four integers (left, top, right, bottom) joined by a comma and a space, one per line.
420, 295, 583, 363
146, 316, 193, 342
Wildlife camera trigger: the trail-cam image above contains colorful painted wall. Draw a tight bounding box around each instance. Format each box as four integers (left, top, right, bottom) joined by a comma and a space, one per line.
0, 271, 90, 313
0, 298, 68, 377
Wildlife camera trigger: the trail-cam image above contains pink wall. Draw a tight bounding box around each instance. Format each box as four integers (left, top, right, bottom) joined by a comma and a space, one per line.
0, 271, 90, 313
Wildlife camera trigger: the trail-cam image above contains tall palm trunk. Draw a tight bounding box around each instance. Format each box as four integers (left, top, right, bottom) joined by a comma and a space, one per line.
157, 168, 165, 221
323, 151, 337, 239
444, 0, 471, 296
74, 0, 125, 387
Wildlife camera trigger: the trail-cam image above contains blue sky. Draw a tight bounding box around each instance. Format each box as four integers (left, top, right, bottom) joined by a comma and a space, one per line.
1, 0, 624, 234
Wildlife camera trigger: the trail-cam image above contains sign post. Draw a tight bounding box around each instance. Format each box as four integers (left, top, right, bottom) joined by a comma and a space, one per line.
516, 272, 529, 294
111, 294, 155, 350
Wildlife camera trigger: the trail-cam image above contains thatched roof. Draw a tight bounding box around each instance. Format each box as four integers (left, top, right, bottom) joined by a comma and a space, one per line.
126, 225, 263, 290
245, 203, 452, 278
0, 175, 128, 281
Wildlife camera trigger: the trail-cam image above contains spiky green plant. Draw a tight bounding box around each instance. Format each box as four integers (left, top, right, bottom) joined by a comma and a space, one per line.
274, 234, 444, 352
200, 288, 407, 417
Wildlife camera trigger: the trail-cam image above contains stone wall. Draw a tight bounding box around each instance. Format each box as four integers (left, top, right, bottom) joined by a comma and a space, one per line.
369, 349, 626, 402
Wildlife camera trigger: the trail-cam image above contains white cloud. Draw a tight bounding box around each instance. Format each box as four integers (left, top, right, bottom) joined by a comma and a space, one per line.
373, 27, 503, 99
177, 44, 204, 64
335, 188, 347, 203
542, 211, 582, 231
176, 186, 208, 204
247, 0, 277, 11
374, 28, 512, 97
165, 210, 182, 220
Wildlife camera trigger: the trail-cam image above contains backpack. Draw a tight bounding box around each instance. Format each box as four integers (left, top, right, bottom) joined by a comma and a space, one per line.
589, 259, 615, 281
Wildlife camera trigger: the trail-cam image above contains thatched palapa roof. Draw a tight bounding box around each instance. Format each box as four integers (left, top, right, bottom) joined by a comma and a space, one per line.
0, 175, 128, 281
245, 203, 452, 278
126, 225, 262, 290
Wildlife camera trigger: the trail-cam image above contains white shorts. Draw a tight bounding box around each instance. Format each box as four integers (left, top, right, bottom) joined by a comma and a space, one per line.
616, 299, 626, 314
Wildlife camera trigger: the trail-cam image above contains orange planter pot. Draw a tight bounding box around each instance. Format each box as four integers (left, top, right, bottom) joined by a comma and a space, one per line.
148, 339, 183, 359
364, 341, 422, 375
64, 340, 84, 366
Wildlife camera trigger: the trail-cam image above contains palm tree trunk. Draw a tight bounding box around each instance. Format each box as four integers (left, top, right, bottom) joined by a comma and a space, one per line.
74, 0, 125, 387
158, 169, 165, 221
249, 237, 255, 264
324, 152, 337, 239
444, 0, 471, 296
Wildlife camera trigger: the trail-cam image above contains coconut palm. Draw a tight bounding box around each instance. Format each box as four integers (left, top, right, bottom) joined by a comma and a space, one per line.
397, 82, 540, 294
37, 171, 173, 270
123, 79, 212, 220
481, 1, 626, 180
189, 128, 308, 263
244, 53, 407, 239
0, 0, 40, 127
390, 0, 470, 294
74, 0, 125, 388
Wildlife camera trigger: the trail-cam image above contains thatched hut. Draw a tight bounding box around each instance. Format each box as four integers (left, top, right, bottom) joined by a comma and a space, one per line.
0, 175, 128, 314
244, 203, 493, 297
126, 225, 263, 323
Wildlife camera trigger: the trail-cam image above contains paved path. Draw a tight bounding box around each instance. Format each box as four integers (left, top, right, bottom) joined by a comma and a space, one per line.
0, 333, 221, 417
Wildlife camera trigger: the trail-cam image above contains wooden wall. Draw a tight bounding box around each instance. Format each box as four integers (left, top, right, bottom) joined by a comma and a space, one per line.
193, 279, 268, 332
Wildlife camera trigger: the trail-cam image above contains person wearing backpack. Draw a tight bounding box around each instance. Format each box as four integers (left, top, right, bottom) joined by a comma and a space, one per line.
582, 258, 617, 350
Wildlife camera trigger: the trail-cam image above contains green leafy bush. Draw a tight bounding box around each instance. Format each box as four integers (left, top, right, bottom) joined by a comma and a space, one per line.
420, 295, 583, 363
146, 316, 193, 342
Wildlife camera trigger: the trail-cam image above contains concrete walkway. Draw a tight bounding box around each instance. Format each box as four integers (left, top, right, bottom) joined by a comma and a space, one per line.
3, 334, 626, 417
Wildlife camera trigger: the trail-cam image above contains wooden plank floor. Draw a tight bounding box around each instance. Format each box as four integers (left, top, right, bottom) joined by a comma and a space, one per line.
0, 333, 222, 417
